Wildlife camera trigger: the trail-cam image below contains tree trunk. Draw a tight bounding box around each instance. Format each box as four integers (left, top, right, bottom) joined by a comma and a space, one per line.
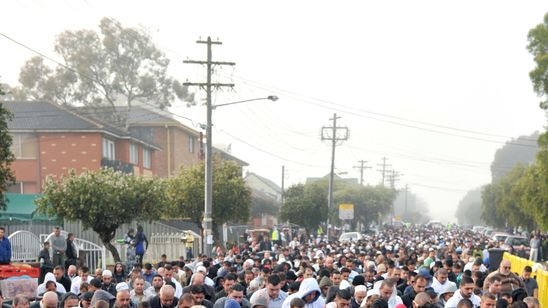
97, 229, 121, 263
104, 240, 121, 263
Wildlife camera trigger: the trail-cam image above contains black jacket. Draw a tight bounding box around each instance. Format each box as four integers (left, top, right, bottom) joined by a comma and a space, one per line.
182, 285, 215, 301
149, 295, 179, 308
102, 283, 117, 297
401, 290, 417, 308
57, 275, 72, 293
66, 239, 78, 260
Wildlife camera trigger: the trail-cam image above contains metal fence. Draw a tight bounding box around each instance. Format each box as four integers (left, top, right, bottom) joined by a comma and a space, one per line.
41, 231, 107, 270
8, 230, 41, 262
5, 220, 200, 267
146, 231, 202, 263
4, 222, 59, 238
63, 220, 197, 264
63, 220, 185, 248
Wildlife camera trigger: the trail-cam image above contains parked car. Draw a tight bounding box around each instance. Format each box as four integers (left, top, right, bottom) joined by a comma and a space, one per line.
426, 220, 444, 229
491, 232, 510, 243
339, 232, 362, 242
501, 235, 530, 257
483, 228, 494, 237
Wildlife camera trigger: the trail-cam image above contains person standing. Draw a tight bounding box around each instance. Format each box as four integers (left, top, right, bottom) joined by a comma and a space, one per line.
0, 227, 11, 265
39, 241, 54, 284
124, 228, 136, 270
65, 233, 78, 269
529, 233, 540, 262
51, 227, 67, 267
135, 225, 148, 267
520, 266, 538, 298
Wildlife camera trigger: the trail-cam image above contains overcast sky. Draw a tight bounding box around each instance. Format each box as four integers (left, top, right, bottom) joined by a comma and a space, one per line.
1, 1, 547, 222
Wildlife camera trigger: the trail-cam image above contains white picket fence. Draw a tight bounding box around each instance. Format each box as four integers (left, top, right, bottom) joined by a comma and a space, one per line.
8, 230, 41, 262
41, 232, 107, 270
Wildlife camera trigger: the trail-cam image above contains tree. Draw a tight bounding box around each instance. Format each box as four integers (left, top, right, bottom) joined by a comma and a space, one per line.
280, 183, 328, 233
527, 12, 548, 110
481, 183, 507, 228
514, 133, 548, 230
455, 187, 484, 227
481, 165, 538, 231
0, 81, 16, 211
490, 132, 539, 182
10, 17, 193, 124
36, 168, 168, 262
525, 13, 548, 231
497, 165, 535, 230
334, 184, 397, 229
166, 160, 251, 239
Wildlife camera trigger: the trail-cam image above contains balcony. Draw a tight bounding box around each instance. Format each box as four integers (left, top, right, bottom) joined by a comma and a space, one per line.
100, 158, 134, 174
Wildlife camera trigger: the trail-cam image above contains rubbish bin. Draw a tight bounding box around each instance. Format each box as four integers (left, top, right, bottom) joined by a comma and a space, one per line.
488, 248, 505, 271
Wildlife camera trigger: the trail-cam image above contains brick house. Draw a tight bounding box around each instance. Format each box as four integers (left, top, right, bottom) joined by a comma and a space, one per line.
118, 103, 248, 176
4, 101, 161, 193
245, 172, 282, 227
123, 104, 202, 177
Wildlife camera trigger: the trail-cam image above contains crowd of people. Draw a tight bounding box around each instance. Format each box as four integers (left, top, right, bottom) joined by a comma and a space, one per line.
0, 224, 544, 308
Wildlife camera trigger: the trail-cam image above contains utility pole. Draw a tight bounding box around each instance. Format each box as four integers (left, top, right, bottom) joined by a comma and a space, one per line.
321, 113, 349, 241
387, 170, 401, 190
184, 37, 235, 256
377, 157, 391, 186
387, 170, 401, 223
353, 160, 371, 185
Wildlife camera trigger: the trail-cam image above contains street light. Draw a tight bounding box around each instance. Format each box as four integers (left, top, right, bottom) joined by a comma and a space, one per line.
203, 95, 278, 256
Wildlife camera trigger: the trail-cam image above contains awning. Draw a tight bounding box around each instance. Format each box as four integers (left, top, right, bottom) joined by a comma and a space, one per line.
0, 193, 51, 221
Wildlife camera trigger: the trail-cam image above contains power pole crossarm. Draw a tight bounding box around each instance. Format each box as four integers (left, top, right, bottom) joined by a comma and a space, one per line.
377, 157, 391, 187
183, 82, 235, 87
353, 160, 371, 186
183, 60, 236, 66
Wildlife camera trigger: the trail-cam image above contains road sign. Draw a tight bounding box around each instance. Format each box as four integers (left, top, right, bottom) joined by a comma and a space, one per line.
339, 203, 354, 220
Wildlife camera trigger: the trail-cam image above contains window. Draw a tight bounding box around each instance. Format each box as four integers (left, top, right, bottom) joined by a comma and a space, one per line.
188, 136, 196, 153
7, 182, 22, 193
10, 133, 37, 158
143, 148, 151, 169
102, 138, 115, 160
129, 143, 139, 164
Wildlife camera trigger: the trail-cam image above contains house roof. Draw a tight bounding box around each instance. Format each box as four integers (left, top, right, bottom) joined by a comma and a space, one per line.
212, 147, 249, 167
4, 101, 124, 133
245, 172, 281, 194
127, 105, 201, 136
3, 101, 161, 150
306, 174, 360, 185
79, 103, 201, 137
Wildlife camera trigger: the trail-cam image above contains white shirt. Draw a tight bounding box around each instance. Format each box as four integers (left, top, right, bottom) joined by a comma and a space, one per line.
169, 277, 183, 298
445, 291, 481, 308
430, 278, 456, 296
70, 275, 93, 295
250, 287, 287, 308
463, 262, 487, 273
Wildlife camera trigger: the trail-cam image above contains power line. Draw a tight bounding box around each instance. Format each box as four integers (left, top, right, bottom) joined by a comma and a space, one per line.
230, 74, 540, 142
232, 75, 540, 147
219, 128, 327, 168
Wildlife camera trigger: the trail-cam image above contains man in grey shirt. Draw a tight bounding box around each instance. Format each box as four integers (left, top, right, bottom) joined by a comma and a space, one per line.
51, 227, 66, 267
